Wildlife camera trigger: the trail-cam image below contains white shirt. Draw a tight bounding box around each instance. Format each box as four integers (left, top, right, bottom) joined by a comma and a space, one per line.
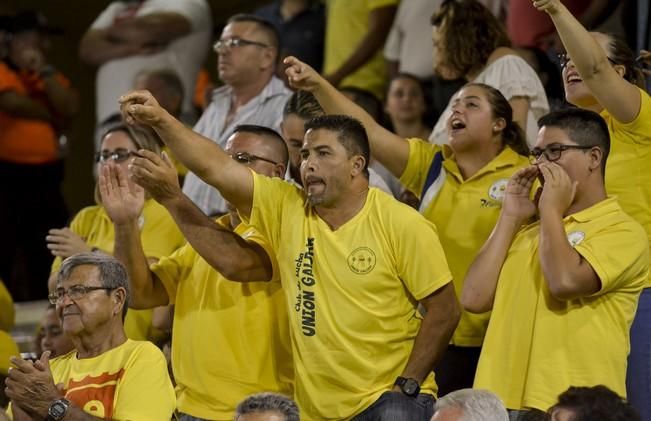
91, 0, 212, 124
182, 76, 291, 216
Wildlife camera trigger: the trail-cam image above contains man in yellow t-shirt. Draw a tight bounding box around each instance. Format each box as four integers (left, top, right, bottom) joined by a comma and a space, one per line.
120, 90, 460, 420
101, 125, 293, 420
323, 0, 398, 101
462, 108, 649, 418
5, 253, 175, 420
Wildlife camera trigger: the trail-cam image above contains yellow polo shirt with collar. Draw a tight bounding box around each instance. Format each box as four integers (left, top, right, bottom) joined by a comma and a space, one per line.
474, 197, 649, 411
602, 87, 651, 287
400, 138, 530, 346
151, 215, 293, 420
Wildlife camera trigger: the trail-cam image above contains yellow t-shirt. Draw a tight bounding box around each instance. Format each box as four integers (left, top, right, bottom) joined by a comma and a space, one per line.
474, 197, 649, 411
0, 280, 14, 332
245, 173, 453, 420
602, 87, 651, 287
49, 339, 175, 420
324, 0, 399, 100
0, 330, 19, 376
151, 215, 293, 420
400, 139, 530, 346
51, 200, 185, 342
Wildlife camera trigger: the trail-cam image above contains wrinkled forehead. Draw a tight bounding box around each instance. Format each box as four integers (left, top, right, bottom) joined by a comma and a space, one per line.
221, 21, 263, 41
225, 131, 266, 155
57, 265, 100, 288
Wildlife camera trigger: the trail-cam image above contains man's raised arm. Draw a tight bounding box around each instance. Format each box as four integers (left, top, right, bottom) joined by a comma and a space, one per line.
119, 90, 255, 218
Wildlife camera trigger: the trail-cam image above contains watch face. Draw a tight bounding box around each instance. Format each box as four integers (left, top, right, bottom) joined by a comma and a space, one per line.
49, 401, 68, 419
403, 379, 419, 395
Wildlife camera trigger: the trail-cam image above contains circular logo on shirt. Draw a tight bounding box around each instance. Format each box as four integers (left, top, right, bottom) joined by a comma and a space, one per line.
488, 179, 509, 201
567, 231, 586, 247
347, 247, 377, 274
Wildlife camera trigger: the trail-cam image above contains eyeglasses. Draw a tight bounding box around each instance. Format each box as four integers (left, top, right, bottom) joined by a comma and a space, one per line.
230, 151, 279, 166
213, 38, 269, 52
529, 143, 597, 163
94, 149, 138, 164
48, 285, 115, 305
558, 52, 617, 69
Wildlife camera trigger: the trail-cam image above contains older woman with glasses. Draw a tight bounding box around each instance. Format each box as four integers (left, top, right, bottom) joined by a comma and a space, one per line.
535, 0, 651, 418
46, 123, 185, 343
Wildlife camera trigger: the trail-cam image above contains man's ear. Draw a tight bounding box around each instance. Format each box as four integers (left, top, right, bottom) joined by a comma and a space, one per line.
112, 287, 127, 317
273, 163, 287, 178
351, 155, 366, 177
588, 146, 603, 173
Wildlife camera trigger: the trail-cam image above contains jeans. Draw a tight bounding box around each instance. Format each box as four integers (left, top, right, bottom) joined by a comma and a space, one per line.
627, 288, 651, 421
352, 391, 435, 421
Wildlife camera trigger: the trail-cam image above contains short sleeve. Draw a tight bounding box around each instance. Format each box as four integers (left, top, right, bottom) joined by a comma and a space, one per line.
150, 244, 195, 304
237, 224, 281, 283
112, 343, 176, 420
383, 20, 401, 61
392, 207, 452, 299
575, 221, 650, 295
243, 172, 301, 252
607, 88, 651, 145
399, 138, 441, 198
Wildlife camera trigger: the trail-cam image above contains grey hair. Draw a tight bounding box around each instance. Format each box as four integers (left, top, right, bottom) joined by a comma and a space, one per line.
57, 252, 130, 319
434, 389, 509, 421
234, 393, 299, 421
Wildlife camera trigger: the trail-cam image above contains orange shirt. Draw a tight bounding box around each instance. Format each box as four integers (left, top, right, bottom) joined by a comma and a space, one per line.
0, 61, 69, 164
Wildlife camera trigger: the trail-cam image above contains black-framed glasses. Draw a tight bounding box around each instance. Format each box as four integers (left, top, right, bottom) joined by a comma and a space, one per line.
558, 52, 617, 69
213, 38, 269, 52
529, 143, 597, 163
48, 285, 115, 305
94, 149, 138, 164
231, 151, 279, 166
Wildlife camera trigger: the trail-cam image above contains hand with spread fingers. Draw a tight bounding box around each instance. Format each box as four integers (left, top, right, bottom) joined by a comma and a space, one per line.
128, 150, 181, 206
532, 0, 562, 14
5, 351, 63, 419
118, 90, 167, 127
537, 162, 577, 217
284, 56, 324, 92
99, 163, 145, 226
502, 166, 539, 225
46, 227, 91, 258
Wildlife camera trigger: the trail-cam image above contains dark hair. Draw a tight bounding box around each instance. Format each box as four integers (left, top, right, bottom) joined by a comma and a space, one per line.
303, 115, 370, 177
57, 253, 130, 319
604, 33, 645, 88
339, 87, 384, 123
232, 124, 289, 166
227, 13, 281, 54
235, 392, 299, 421
465, 83, 528, 156
431, 0, 511, 78
283, 90, 325, 120
550, 385, 640, 421
538, 107, 610, 175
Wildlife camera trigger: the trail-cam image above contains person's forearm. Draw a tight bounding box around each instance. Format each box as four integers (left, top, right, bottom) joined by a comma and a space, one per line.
400, 284, 460, 384
42, 76, 79, 119
461, 214, 522, 313
547, 3, 610, 80
113, 220, 167, 308
109, 13, 191, 46
312, 74, 409, 177
328, 6, 396, 84
0, 92, 52, 121
162, 194, 273, 282
79, 30, 139, 66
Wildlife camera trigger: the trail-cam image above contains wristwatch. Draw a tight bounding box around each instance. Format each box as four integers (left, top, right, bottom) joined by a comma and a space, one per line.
394, 376, 420, 397
46, 398, 70, 421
